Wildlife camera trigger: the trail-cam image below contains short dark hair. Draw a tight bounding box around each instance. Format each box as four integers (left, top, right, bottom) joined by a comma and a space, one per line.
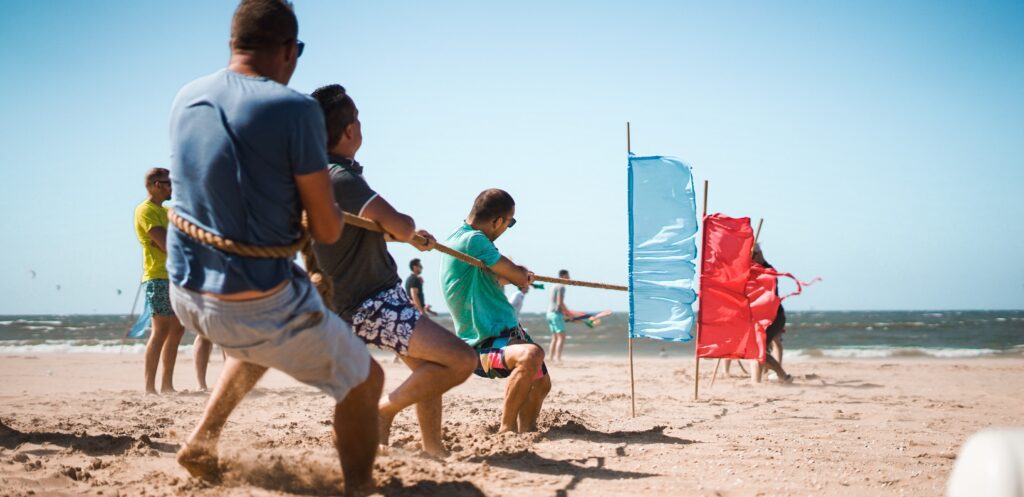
145, 167, 169, 186
231, 0, 298, 52
559, 269, 569, 278
469, 189, 515, 223
311, 84, 357, 150
409, 258, 421, 270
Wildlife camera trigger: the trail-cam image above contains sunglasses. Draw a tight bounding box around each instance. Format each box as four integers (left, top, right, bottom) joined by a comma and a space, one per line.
507, 217, 517, 228
155, 180, 171, 186
285, 39, 305, 58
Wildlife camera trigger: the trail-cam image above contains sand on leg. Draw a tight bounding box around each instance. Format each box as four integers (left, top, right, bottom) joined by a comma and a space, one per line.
380, 316, 476, 456
178, 357, 267, 480
334, 359, 384, 497
499, 342, 545, 432
517, 373, 551, 432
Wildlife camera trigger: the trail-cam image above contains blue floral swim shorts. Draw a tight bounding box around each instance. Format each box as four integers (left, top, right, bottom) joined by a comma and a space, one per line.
349, 283, 422, 355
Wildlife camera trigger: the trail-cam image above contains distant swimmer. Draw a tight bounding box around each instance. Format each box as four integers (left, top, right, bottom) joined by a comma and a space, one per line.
166, 2, 381, 493
440, 189, 551, 433
309, 84, 475, 457
134, 167, 186, 394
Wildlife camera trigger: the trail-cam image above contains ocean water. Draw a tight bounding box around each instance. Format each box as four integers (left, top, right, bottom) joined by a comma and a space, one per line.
0, 311, 1021, 359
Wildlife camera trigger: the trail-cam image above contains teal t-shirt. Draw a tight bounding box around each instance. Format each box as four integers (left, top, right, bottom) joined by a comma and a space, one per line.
440, 223, 519, 346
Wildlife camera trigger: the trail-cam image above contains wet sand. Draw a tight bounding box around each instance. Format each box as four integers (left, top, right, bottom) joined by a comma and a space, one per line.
1, 353, 1021, 496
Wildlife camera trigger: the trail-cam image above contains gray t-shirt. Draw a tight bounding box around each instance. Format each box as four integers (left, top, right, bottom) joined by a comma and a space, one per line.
548, 284, 566, 313
312, 158, 400, 319
167, 69, 327, 294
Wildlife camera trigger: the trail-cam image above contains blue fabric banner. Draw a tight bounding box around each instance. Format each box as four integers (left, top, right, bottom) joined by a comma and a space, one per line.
628, 154, 698, 341
127, 298, 152, 339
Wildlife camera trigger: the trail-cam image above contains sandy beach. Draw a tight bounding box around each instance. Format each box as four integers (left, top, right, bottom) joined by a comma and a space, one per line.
1, 353, 1021, 497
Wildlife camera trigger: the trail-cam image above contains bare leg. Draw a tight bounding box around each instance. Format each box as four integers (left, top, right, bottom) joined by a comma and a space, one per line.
144, 322, 170, 394
553, 334, 566, 363
193, 335, 213, 391
414, 395, 444, 457
723, 359, 732, 376
517, 374, 551, 432
772, 335, 784, 367
763, 354, 791, 382
335, 360, 384, 497
177, 357, 267, 480
158, 316, 185, 393
548, 333, 557, 361
499, 343, 545, 432
379, 317, 475, 456
751, 359, 763, 383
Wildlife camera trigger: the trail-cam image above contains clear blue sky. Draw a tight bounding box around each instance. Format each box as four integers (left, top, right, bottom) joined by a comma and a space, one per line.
1, 1, 1022, 314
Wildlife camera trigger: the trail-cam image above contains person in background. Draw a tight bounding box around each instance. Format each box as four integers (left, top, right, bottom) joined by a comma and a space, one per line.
405, 258, 437, 316
508, 284, 528, 318
752, 244, 792, 383
134, 167, 198, 394
546, 269, 573, 363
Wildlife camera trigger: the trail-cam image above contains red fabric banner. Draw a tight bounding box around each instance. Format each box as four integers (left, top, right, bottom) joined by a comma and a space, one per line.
697, 214, 779, 362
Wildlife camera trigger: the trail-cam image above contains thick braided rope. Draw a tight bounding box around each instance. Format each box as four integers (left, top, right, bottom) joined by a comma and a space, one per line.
168, 208, 309, 259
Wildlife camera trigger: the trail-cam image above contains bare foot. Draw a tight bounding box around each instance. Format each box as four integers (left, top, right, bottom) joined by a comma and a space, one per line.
498, 424, 517, 433
177, 441, 220, 481
419, 446, 449, 460
161, 386, 177, 394
145, 388, 158, 395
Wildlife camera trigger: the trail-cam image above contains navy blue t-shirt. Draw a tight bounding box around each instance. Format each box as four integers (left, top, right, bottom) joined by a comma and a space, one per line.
167, 69, 328, 293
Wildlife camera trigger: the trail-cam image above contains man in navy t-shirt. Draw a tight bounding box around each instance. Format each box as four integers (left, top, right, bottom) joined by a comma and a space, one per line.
166, 1, 382, 494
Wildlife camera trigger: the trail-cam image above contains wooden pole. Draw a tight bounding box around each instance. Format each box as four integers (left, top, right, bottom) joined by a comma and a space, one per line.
627, 121, 636, 418
750, 218, 765, 383
694, 180, 708, 401
627, 121, 631, 154
752, 218, 764, 256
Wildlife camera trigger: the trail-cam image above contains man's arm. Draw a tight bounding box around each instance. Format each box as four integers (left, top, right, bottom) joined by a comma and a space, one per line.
557, 289, 570, 314
147, 226, 168, 253
490, 256, 533, 290
295, 170, 343, 244
360, 196, 415, 243
409, 287, 424, 313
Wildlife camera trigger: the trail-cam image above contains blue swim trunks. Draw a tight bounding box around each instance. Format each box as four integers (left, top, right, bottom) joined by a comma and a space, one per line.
546, 311, 566, 334
144, 279, 174, 317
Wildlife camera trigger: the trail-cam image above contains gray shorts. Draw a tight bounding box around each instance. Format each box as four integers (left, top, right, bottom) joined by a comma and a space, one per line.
170, 271, 371, 402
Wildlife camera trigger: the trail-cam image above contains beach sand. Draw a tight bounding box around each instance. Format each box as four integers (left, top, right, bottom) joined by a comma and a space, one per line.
1, 353, 1021, 497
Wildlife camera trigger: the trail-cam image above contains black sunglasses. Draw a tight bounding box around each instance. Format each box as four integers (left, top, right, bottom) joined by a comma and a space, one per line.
507, 217, 517, 228
285, 39, 305, 58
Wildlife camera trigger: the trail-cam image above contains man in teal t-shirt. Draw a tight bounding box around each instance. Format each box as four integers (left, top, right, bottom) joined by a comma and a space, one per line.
440, 189, 551, 433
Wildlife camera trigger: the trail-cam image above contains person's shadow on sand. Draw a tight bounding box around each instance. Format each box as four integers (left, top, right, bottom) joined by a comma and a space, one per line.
0, 419, 178, 456
474, 452, 656, 497
543, 421, 698, 445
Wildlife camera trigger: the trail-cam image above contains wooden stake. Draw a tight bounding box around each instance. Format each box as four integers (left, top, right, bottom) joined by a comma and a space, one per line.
627, 121, 632, 154
752, 218, 764, 256
628, 334, 636, 417
694, 180, 709, 401
750, 218, 765, 383
627, 120, 636, 418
